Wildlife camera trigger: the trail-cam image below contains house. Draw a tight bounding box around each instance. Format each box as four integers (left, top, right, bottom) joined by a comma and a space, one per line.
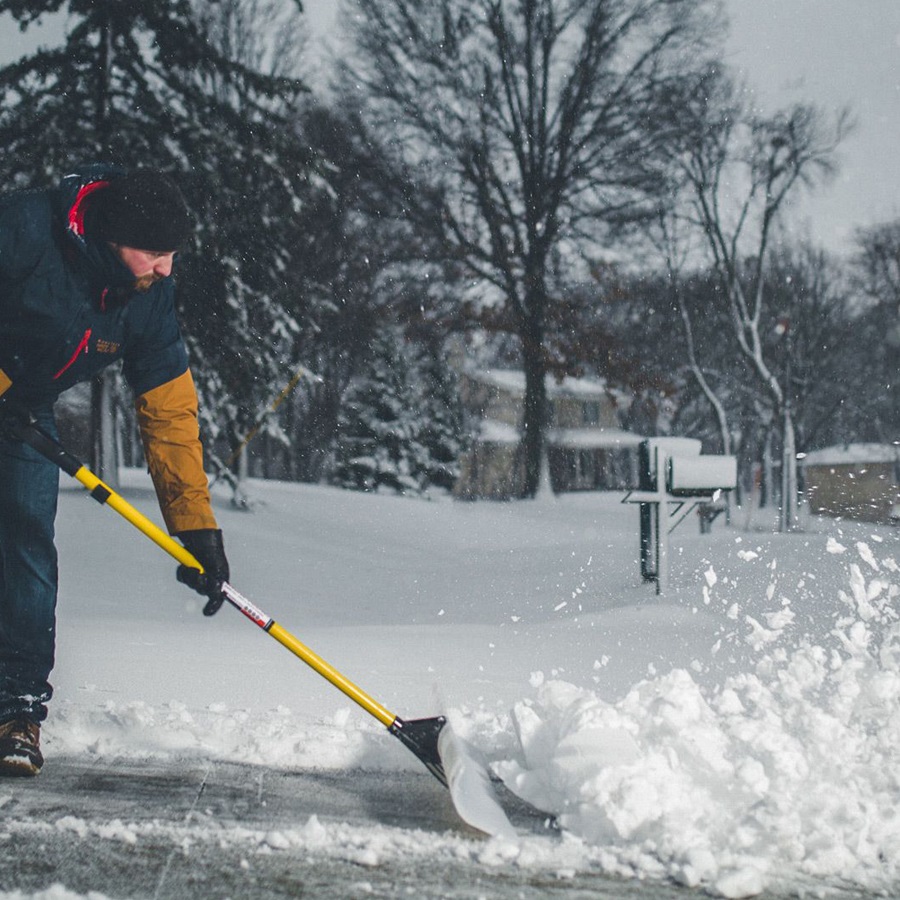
454, 369, 643, 499
802, 443, 900, 525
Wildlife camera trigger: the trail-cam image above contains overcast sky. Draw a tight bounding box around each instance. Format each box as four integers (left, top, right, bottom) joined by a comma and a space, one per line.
720, 0, 900, 253
2, 1, 897, 255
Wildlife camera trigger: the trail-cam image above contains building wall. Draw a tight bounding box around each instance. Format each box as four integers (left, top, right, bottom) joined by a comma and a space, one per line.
804, 461, 899, 524
459, 376, 520, 428
549, 446, 639, 492
455, 371, 641, 499
454, 442, 524, 500
552, 393, 619, 429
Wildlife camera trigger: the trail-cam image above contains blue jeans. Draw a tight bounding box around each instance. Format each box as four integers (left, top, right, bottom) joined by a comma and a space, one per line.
0, 407, 59, 723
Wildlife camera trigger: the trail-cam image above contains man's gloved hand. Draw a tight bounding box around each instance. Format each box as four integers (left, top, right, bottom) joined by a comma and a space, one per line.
175, 529, 230, 616
0, 394, 34, 441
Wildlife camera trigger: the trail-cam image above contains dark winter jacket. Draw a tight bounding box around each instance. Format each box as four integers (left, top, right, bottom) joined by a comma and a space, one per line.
0, 164, 216, 533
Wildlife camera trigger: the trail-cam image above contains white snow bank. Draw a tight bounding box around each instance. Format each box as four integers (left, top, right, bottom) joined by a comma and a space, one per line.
47, 700, 403, 774
495, 551, 900, 898
39, 475, 900, 899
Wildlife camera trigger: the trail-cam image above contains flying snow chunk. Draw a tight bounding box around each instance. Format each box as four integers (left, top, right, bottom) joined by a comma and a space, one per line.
856, 542, 879, 571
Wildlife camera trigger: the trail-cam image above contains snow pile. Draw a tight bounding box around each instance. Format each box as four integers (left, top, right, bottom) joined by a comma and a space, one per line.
495, 544, 900, 898
46, 701, 401, 773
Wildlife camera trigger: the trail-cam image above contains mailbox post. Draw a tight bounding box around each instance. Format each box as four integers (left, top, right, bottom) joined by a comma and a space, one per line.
623, 439, 737, 595
638, 441, 657, 582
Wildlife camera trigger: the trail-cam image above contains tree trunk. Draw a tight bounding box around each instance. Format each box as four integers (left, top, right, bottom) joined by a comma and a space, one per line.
780, 406, 799, 531
520, 307, 547, 499
761, 428, 775, 511
90, 371, 119, 488
88, 9, 116, 484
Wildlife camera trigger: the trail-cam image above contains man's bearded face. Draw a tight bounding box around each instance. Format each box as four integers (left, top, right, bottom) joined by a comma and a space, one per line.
112, 245, 175, 292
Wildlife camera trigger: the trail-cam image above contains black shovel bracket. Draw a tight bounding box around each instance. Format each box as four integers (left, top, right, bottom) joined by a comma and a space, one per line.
390, 715, 448, 787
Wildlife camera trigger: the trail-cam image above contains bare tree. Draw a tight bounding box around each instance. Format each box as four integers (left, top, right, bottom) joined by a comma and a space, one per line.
193, 0, 308, 82
671, 67, 851, 530
855, 220, 900, 318
852, 220, 900, 442
652, 207, 733, 456
341, 0, 721, 497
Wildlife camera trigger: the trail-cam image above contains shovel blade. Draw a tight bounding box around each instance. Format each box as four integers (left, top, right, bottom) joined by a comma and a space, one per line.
390, 715, 516, 840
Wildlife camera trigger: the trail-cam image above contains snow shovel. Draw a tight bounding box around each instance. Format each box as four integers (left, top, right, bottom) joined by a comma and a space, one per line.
10, 417, 515, 840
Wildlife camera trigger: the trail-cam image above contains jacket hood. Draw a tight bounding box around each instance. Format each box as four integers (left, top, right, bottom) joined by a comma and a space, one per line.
55, 163, 127, 241
54, 164, 144, 303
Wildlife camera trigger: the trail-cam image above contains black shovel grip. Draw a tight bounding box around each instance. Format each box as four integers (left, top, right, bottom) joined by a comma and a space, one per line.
10, 418, 82, 476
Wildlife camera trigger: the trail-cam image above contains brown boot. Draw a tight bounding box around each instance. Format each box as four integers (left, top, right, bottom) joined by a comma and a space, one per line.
0, 717, 43, 776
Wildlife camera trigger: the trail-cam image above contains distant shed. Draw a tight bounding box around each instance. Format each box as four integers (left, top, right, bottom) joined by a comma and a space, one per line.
802, 443, 900, 525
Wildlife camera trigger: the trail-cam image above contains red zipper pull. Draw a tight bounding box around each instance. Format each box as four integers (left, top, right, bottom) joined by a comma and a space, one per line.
53, 329, 92, 380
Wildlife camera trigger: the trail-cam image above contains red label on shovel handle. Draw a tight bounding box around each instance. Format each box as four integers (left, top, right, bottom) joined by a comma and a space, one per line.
222, 583, 273, 630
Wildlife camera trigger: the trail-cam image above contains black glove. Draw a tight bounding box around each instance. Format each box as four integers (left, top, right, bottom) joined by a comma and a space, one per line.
176, 529, 230, 616
0, 394, 34, 441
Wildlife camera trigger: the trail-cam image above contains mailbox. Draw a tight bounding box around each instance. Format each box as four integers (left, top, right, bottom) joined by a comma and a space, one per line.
668, 455, 737, 496
624, 440, 739, 595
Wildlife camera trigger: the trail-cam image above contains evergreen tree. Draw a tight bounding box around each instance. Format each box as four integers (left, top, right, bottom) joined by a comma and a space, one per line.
0, 1, 307, 180
328, 325, 468, 496
413, 343, 465, 492
329, 326, 423, 495
0, 0, 314, 472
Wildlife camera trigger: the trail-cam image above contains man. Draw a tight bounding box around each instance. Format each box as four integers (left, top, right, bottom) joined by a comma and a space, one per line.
0, 165, 230, 776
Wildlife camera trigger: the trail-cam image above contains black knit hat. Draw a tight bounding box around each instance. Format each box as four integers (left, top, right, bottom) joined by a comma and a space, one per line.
91, 171, 194, 252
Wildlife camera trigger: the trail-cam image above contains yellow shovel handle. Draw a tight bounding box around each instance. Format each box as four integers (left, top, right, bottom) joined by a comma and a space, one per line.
73, 466, 201, 570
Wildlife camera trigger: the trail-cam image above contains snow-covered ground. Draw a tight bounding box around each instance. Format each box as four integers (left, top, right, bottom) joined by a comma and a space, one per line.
5, 472, 900, 899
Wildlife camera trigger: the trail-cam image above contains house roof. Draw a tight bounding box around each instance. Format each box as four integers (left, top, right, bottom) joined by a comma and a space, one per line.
469, 369, 610, 398
802, 443, 900, 466
476, 419, 643, 448
477, 419, 520, 444
549, 428, 644, 449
